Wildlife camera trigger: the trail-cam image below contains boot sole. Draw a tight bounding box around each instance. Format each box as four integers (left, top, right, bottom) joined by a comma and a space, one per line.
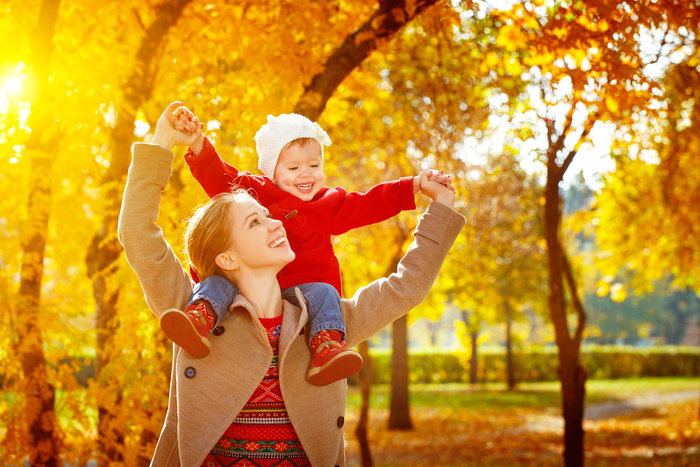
160, 309, 211, 359
308, 350, 363, 386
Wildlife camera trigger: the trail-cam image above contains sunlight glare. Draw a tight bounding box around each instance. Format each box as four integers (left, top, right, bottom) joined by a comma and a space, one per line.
2, 75, 23, 96
1, 62, 26, 97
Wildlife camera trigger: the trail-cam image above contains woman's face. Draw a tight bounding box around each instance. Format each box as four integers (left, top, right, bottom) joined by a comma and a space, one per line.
222, 195, 295, 273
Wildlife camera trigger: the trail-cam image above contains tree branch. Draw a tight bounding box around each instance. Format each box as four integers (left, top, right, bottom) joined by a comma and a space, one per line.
559, 111, 597, 176
294, 0, 439, 119
563, 252, 586, 350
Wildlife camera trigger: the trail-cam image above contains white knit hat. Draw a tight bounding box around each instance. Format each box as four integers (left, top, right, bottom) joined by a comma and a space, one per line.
255, 113, 332, 180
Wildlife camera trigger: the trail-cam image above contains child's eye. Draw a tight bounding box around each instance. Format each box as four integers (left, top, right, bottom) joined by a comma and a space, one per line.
288, 166, 298, 171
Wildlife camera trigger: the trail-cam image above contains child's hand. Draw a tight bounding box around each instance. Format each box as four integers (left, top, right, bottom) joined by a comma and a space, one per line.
427, 170, 456, 193
172, 106, 199, 134
151, 102, 204, 151
413, 170, 456, 195
419, 171, 456, 208
173, 106, 205, 154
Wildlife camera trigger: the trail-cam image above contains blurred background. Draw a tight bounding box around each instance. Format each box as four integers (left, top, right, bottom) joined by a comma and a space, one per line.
0, 0, 698, 466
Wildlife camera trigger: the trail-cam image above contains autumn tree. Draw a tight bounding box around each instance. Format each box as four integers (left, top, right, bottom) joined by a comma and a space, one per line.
12, 1, 63, 464
485, 0, 700, 464
6, 1, 699, 465
83, 1, 193, 462
594, 30, 700, 296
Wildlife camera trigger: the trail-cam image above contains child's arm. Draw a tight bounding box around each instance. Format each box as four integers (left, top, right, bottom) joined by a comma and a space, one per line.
178, 108, 264, 199
329, 170, 451, 235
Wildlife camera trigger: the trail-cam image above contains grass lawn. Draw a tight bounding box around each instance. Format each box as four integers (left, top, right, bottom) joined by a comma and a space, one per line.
344, 378, 699, 466
347, 377, 699, 409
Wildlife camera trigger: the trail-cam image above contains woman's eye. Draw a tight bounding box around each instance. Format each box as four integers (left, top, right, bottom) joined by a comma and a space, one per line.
250, 219, 259, 227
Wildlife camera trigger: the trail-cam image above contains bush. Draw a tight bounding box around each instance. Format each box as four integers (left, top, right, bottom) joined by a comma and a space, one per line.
359, 345, 699, 384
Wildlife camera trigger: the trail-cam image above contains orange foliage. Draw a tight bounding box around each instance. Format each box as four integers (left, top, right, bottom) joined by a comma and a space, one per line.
343, 400, 700, 466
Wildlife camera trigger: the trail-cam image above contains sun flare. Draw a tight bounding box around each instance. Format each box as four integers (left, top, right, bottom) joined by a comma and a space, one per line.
2, 74, 23, 97
1, 63, 26, 98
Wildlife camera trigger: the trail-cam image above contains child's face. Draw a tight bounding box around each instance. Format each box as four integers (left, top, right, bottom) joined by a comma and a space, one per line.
273, 140, 324, 202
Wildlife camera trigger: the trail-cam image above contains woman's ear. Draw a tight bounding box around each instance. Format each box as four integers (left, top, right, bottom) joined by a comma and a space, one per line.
215, 253, 239, 272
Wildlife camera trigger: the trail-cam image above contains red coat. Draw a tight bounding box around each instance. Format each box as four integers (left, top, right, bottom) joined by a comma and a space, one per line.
185, 138, 416, 295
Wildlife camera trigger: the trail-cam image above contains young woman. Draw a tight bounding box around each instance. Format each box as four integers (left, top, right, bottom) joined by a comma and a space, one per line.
118, 102, 465, 466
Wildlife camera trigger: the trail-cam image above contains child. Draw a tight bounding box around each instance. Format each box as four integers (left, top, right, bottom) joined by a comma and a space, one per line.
161, 107, 450, 386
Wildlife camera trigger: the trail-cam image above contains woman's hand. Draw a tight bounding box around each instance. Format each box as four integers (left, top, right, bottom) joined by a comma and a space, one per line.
419, 171, 456, 208
413, 170, 456, 195
151, 101, 203, 151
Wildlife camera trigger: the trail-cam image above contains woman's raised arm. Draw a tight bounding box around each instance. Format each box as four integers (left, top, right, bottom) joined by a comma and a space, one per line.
117, 103, 197, 316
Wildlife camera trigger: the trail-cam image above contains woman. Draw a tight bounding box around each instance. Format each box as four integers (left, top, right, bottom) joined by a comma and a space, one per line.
118, 102, 465, 466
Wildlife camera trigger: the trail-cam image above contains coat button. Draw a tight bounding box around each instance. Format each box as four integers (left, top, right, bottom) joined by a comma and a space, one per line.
184, 367, 196, 379
337, 416, 344, 428
213, 326, 225, 336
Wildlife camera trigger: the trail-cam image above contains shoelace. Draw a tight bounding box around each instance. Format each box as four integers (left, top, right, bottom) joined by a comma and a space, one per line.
188, 304, 212, 328
315, 340, 347, 353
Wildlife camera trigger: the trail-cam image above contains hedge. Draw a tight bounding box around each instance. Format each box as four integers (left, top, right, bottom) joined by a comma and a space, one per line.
47, 345, 699, 387
358, 346, 700, 385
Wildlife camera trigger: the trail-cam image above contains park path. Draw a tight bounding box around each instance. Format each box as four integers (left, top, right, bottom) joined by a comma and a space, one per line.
584, 388, 699, 420
525, 389, 699, 433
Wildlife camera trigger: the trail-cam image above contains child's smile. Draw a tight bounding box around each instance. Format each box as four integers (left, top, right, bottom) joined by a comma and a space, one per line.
273, 141, 324, 202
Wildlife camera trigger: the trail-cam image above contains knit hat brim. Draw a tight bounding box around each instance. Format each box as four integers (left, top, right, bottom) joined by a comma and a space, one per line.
255, 113, 332, 180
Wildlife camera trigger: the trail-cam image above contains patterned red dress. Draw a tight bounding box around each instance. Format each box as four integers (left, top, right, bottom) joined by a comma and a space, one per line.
201, 315, 311, 466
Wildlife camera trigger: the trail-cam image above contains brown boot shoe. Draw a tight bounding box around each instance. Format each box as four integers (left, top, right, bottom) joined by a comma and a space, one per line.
308, 330, 363, 386
160, 302, 216, 358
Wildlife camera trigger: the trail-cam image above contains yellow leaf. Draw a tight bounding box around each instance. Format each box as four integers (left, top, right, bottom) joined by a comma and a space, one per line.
609, 283, 628, 302
596, 279, 610, 297
605, 96, 619, 113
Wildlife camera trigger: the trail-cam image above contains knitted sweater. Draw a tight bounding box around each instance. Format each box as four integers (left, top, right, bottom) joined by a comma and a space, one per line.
201, 314, 310, 466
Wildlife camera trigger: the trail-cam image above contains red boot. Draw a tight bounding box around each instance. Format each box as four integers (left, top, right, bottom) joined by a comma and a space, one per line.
160, 302, 217, 359
308, 330, 363, 386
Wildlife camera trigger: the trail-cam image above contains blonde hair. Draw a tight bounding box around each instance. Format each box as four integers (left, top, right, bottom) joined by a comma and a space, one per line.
184, 189, 251, 281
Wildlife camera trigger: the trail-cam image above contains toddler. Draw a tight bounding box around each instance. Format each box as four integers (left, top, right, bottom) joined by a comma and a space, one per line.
161, 107, 449, 386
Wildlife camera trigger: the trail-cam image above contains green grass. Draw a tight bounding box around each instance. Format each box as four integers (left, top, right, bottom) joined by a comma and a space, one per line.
346, 377, 699, 411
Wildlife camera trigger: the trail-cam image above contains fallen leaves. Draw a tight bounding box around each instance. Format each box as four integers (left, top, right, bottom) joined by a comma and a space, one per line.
344, 399, 699, 466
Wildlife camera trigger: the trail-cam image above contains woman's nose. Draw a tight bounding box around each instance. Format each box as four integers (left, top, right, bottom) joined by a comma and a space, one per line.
268, 217, 283, 230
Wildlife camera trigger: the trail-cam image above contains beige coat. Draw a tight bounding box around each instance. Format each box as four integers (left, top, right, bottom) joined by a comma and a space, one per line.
118, 143, 465, 467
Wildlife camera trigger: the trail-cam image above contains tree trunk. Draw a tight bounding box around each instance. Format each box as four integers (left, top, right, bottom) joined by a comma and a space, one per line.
544, 123, 587, 466
460, 310, 479, 385
505, 299, 515, 390
354, 340, 374, 467
469, 329, 479, 385
388, 313, 413, 430
84, 0, 193, 462
375, 227, 412, 431
15, 1, 62, 465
